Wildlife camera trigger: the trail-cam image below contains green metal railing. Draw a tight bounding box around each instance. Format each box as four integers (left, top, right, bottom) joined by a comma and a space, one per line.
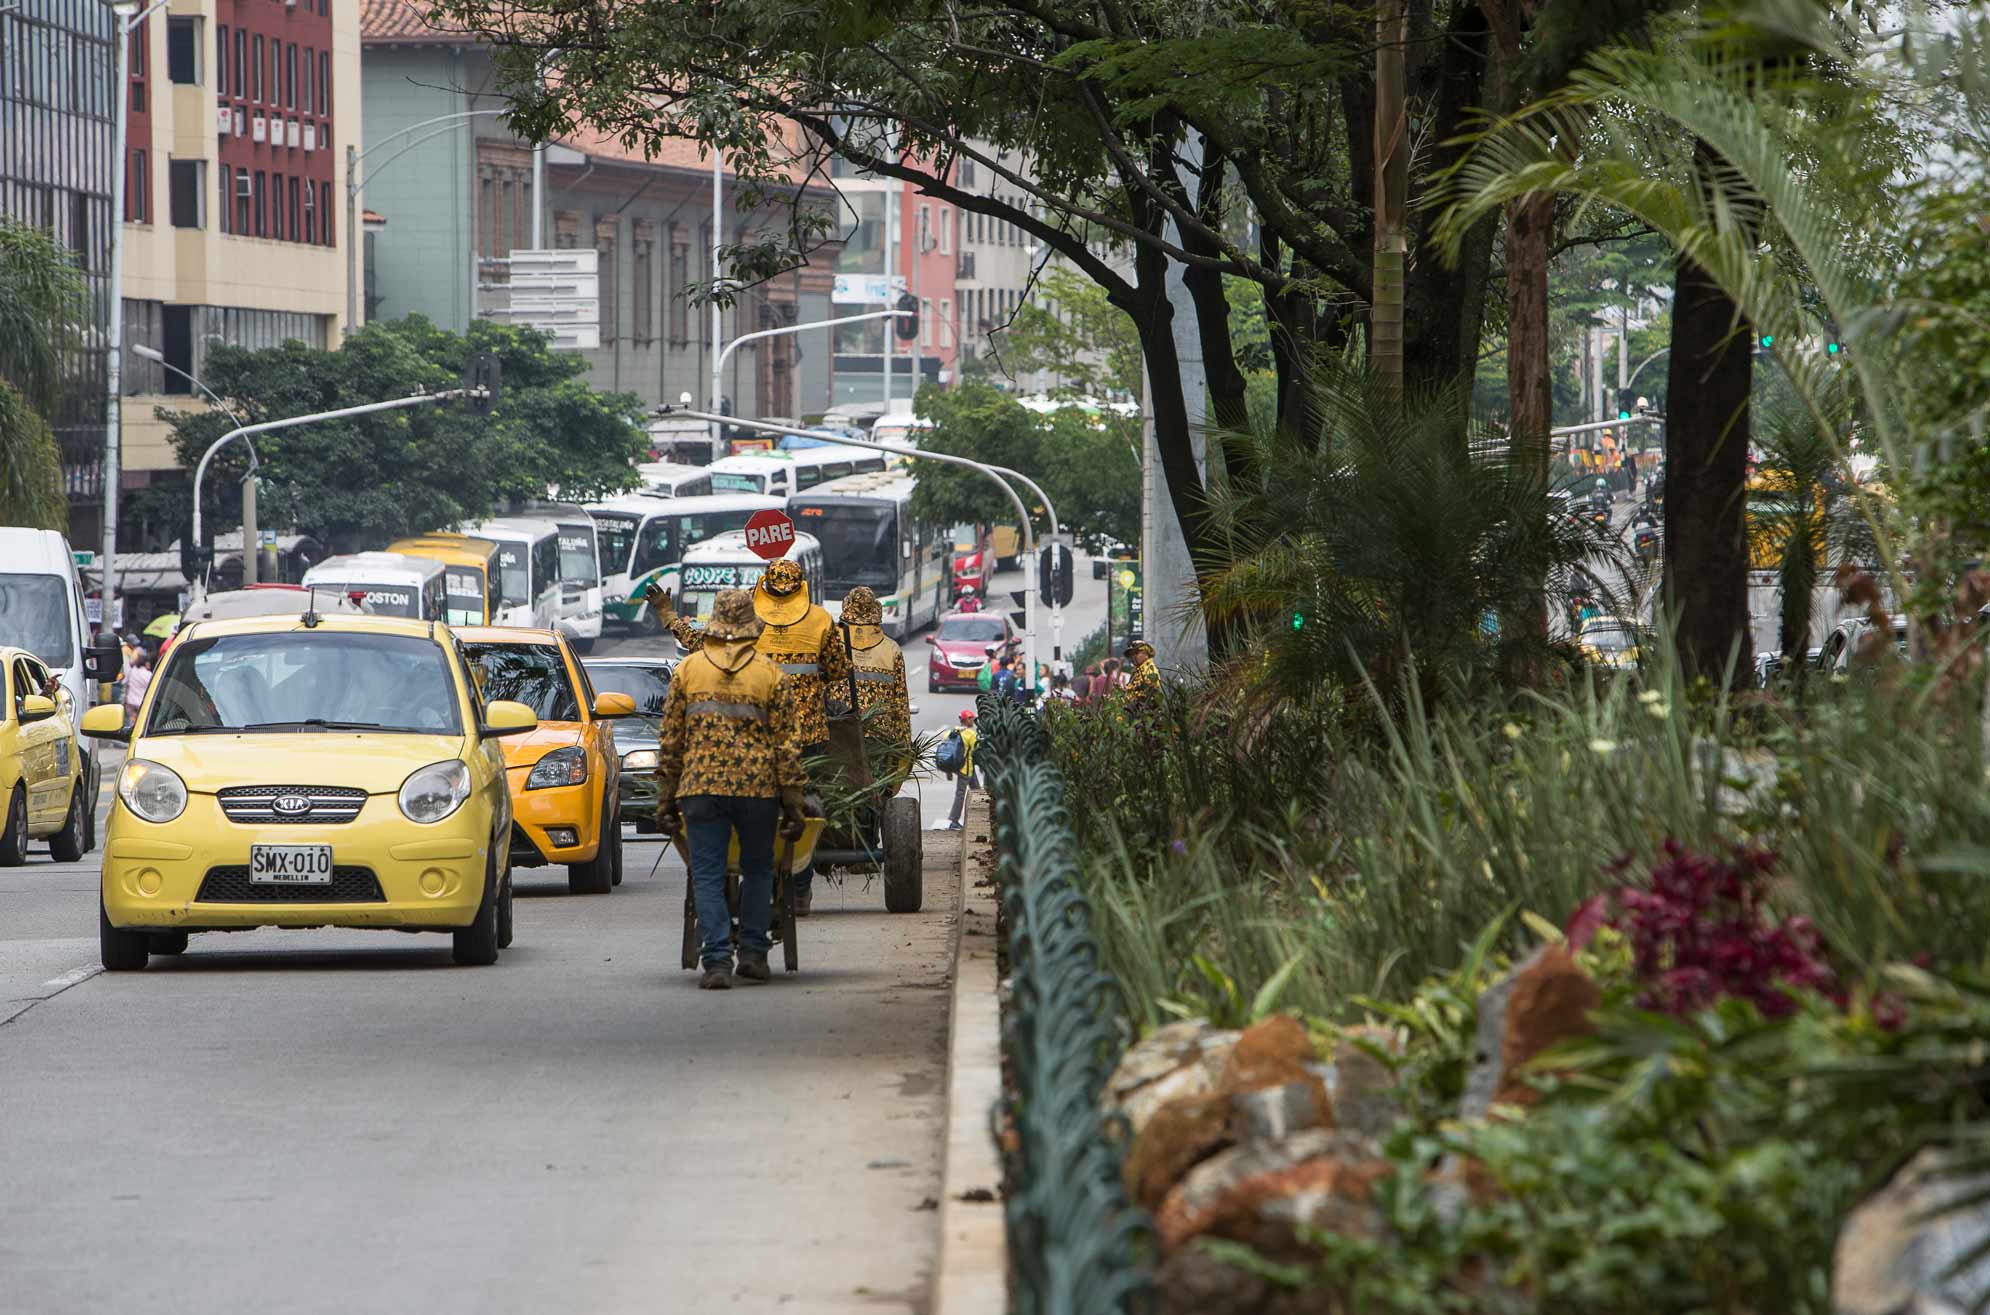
976, 696, 1153, 1314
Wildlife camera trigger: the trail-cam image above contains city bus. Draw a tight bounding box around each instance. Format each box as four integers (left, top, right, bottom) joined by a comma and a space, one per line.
532, 510, 606, 653
460, 518, 564, 631
586, 492, 784, 634
707, 446, 890, 500
388, 533, 501, 625
789, 469, 950, 639
300, 552, 449, 620
634, 462, 715, 498
671, 530, 825, 641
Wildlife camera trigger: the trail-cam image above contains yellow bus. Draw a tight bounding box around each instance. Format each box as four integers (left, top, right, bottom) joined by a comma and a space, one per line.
389, 534, 502, 626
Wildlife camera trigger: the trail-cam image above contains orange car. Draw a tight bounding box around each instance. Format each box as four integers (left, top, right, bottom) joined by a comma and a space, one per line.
456, 627, 635, 894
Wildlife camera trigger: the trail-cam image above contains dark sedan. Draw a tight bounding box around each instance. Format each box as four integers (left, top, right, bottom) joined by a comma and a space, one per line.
582, 657, 673, 833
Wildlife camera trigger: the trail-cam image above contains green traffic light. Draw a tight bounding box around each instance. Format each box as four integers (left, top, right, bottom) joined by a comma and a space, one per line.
1617, 410, 1632, 420
1291, 612, 1305, 631
1759, 334, 1775, 347
1826, 342, 1841, 355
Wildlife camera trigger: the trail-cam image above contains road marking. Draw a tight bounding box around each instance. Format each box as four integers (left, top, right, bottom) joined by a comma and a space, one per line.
42, 965, 101, 992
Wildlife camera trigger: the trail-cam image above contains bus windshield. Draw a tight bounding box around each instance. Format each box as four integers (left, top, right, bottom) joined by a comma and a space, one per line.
557, 527, 600, 585
802, 503, 898, 592
593, 513, 640, 576
711, 471, 765, 494
442, 568, 485, 626
493, 544, 530, 607
631, 511, 741, 577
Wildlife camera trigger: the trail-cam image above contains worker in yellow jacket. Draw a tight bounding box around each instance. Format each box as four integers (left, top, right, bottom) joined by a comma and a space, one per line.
840, 586, 911, 769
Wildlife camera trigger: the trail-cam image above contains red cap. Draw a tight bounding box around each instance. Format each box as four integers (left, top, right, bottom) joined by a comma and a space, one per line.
958, 708, 977, 722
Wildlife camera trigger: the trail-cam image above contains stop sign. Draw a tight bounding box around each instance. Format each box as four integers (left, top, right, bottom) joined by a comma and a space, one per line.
742, 509, 797, 560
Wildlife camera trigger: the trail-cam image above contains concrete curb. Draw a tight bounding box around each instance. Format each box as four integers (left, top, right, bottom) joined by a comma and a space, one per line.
932, 789, 1006, 1315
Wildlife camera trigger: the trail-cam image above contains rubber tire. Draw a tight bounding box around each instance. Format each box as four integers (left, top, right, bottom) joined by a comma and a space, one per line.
100, 901, 149, 971
882, 794, 923, 913
49, 778, 87, 863
0, 787, 26, 867
149, 931, 189, 955
452, 859, 502, 965
497, 868, 515, 949
82, 758, 98, 853
609, 805, 624, 886
926, 674, 937, 694
566, 795, 616, 894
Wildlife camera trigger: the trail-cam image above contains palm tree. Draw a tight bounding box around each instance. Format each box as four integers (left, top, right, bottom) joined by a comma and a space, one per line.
0, 217, 87, 529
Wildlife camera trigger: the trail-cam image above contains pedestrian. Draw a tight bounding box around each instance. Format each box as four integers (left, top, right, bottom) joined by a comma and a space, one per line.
1048, 672, 1077, 705
652, 589, 808, 991
122, 649, 152, 718
840, 585, 911, 777
1123, 640, 1160, 708
120, 632, 140, 671
990, 655, 1017, 704
1071, 666, 1094, 701
943, 708, 978, 830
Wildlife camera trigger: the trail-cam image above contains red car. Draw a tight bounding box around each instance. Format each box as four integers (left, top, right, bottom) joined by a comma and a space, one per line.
926, 610, 1016, 693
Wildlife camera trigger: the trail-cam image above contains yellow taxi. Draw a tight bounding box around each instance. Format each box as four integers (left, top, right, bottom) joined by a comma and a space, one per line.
1577, 615, 1648, 670
454, 627, 633, 895
0, 646, 89, 865
80, 611, 539, 970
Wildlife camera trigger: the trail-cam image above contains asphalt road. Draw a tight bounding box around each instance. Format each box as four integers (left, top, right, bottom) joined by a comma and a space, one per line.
0, 558, 1107, 1315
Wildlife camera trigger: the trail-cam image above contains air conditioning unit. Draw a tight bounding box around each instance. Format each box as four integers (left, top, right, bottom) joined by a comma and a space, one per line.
302, 124, 315, 152
251, 115, 265, 143
286, 120, 299, 148
217, 106, 231, 135
234, 173, 253, 200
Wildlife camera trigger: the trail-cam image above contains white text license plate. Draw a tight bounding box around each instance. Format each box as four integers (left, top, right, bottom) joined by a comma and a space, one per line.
250, 844, 334, 884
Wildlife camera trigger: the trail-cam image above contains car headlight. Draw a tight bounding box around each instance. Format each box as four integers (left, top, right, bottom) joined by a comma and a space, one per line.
118, 758, 187, 824
526, 745, 589, 790
621, 748, 660, 771
399, 760, 471, 824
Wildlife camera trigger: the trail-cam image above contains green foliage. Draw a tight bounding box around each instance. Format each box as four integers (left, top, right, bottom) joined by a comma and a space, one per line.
0, 383, 67, 530
990, 267, 1142, 399
0, 216, 87, 413
908, 379, 1139, 551
161, 317, 644, 552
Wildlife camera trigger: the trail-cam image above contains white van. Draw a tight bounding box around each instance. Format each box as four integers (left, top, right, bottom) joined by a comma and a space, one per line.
634, 462, 715, 499
707, 447, 890, 500
460, 518, 563, 631
300, 552, 449, 620
587, 492, 783, 633
0, 528, 121, 843
672, 530, 824, 645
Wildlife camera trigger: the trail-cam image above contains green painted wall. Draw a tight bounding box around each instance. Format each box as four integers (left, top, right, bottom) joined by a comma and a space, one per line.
360, 47, 479, 331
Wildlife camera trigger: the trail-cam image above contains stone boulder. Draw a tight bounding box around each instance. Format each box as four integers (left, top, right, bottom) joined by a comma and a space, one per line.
1154, 1129, 1387, 1255
1322, 1024, 1404, 1141
1154, 1245, 1327, 1315
1835, 1147, 1990, 1315
1459, 943, 1599, 1120
1105, 1019, 1241, 1137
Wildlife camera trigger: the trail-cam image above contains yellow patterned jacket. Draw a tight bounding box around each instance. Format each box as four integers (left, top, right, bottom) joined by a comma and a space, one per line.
655, 636, 807, 803
847, 624, 911, 751
665, 604, 850, 748
1126, 657, 1161, 706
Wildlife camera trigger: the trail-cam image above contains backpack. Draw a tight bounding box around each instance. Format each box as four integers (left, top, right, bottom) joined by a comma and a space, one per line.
936, 729, 967, 775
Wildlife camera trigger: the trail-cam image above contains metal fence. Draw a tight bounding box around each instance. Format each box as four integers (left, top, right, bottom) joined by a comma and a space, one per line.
975, 695, 1153, 1314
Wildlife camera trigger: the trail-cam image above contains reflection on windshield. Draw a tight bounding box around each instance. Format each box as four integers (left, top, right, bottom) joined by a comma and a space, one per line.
802, 504, 897, 591
584, 664, 670, 716
464, 643, 580, 722
594, 515, 639, 576
938, 617, 1007, 644
0, 574, 73, 669
145, 632, 461, 733
557, 529, 601, 586
1584, 627, 1637, 652
494, 545, 529, 606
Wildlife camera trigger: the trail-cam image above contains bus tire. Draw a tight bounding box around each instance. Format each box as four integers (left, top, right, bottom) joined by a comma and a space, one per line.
882, 795, 922, 913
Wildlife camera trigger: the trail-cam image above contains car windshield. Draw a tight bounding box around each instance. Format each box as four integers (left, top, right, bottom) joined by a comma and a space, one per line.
938, 616, 1007, 644
493, 543, 529, 606
0, 574, 74, 669
584, 664, 670, 716
797, 502, 897, 592
711, 471, 765, 494
144, 631, 462, 734
557, 527, 600, 586
1584, 626, 1637, 652
593, 513, 639, 576
463, 642, 580, 722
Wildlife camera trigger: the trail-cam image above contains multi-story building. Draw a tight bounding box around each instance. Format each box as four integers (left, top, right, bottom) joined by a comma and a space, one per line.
360, 0, 840, 420
113, 0, 359, 541
826, 158, 959, 409
0, 0, 120, 546
952, 146, 1036, 376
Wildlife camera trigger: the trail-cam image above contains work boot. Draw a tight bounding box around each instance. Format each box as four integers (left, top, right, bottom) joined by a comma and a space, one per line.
698, 961, 733, 990
735, 951, 770, 982
793, 885, 813, 918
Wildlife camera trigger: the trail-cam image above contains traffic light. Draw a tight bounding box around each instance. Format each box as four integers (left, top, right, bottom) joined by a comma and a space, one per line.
1826, 341, 1843, 356
461, 351, 502, 416
1758, 333, 1775, 348
1038, 542, 1073, 607
894, 292, 918, 342
1616, 387, 1635, 421
1291, 611, 1305, 632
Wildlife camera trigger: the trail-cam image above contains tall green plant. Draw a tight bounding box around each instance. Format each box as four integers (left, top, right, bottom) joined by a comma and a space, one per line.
0, 218, 86, 531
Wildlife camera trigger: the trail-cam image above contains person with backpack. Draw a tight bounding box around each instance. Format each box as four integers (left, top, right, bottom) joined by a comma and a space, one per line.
940, 708, 978, 830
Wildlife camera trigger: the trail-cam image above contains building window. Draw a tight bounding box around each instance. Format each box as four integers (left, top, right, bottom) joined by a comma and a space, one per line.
633, 231, 653, 344
168, 159, 205, 229
286, 43, 297, 109
234, 29, 246, 98
940, 298, 952, 348
166, 16, 198, 84
271, 172, 284, 239
254, 170, 265, 236
215, 25, 228, 95
251, 34, 262, 101
478, 177, 494, 259
318, 51, 329, 116
127, 150, 148, 223
939, 207, 952, 255
128, 24, 146, 112
321, 183, 332, 246
288, 177, 300, 244
596, 221, 618, 344
217, 165, 229, 234
301, 47, 311, 116
668, 242, 689, 339
234, 168, 251, 234
921, 298, 934, 347
499, 177, 514, 255
303, 181, 315, 244
266, 38, 276, 110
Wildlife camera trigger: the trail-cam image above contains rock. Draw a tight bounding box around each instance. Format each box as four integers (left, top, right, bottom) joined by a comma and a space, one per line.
1220, 1015, 1318, 1092
1155, 1245, 1324, 1315
1460, 943, 1599, 1120
1124, 1092, 1234, 1212
1230, 1078, 1332, 1146
1324, 1026, 1402, 1141
1155, 1129, 1385, 1253
1105, 1019, 1241, 1137
1835, 1147, 1990, 1315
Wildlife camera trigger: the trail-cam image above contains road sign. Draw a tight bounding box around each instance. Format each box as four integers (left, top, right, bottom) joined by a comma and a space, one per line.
831, 273, 907, 305
490, 249, 600, 351
742, 509, 798, 560
71, 550, 95, 567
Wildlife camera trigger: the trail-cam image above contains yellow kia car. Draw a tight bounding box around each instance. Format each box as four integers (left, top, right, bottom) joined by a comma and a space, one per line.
81, 612, 540, 971
455, 627, 633, 895
0, 645, 89, 865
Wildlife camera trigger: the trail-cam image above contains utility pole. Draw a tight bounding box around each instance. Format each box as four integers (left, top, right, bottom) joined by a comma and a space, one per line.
882, 177, 897, 412
709, 149, 724, 441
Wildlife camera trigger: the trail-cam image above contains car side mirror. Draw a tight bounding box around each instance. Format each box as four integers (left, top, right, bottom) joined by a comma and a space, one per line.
18, 694, 58, 725
593, 692, 637, 719
80, 703, 129, 741
481, 699, 539, 738
83, 634, 122, 682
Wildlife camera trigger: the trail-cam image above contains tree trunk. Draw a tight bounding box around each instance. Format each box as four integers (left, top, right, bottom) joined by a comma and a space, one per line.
1506, 194, 1554, 478
1662, 246, 1753, 687
1371, 0, 1409, 396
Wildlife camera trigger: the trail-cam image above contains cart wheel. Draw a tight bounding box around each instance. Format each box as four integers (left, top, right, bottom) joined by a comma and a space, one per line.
780, 876, 799, 973
680, 872, 699, 970
882, 794, 923, 913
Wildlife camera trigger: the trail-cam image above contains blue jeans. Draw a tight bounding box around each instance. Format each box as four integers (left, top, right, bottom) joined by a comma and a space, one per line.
681, 794, 779, 967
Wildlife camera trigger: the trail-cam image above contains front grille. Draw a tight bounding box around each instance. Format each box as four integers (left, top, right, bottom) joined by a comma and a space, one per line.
195, 866, 386, 903
217, 785, 369, 825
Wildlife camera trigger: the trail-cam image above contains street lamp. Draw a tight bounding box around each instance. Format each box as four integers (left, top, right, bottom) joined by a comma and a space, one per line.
101, 0, 170, 634
131, 345, 266, 588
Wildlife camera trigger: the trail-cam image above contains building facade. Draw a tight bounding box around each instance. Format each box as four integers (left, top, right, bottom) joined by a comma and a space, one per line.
825, 158, 959, 410
0, 0, 120, 546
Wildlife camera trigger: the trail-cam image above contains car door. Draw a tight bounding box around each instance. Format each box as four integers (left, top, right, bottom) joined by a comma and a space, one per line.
12, 656, 60, 827
27, 656, 77, 824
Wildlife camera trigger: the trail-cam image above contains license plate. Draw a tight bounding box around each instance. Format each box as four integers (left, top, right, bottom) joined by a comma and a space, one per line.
250, 844, 334, 884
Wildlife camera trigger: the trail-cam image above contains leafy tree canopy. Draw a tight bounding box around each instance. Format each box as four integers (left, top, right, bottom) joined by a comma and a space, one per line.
162, 317, 644, 553
987, 267, 1142, 400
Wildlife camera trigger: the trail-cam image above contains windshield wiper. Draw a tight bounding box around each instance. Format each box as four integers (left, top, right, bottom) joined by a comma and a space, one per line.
239, 719, 409, 733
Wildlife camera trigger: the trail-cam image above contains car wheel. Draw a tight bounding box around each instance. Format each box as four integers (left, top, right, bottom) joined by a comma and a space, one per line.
100, 900, 149, 971
82, 759, 98, 853
49, 779, 87, 863
609, 807, 624, 887
149, 931, 189, 955
882, 794, 922, 913
926, 674, 938, 694
0, 786, 27, 867
566, 796, 615, 894
497, 868, 515, 949
453, 858, 502, 965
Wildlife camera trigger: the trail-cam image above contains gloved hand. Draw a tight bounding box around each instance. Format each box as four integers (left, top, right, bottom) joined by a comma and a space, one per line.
656, 796, 683, 838
779, 786, 806, 841
641, 581, 676, 616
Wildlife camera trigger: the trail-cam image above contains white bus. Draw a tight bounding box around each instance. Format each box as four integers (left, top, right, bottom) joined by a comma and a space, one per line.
586, 492, 784, 633
634, 462, 715, 498
789, 469, 950, 639
300, 552, 449, 620
459, 518, 563, 631
672, 530, 825, 640
707, 445, 890, 500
